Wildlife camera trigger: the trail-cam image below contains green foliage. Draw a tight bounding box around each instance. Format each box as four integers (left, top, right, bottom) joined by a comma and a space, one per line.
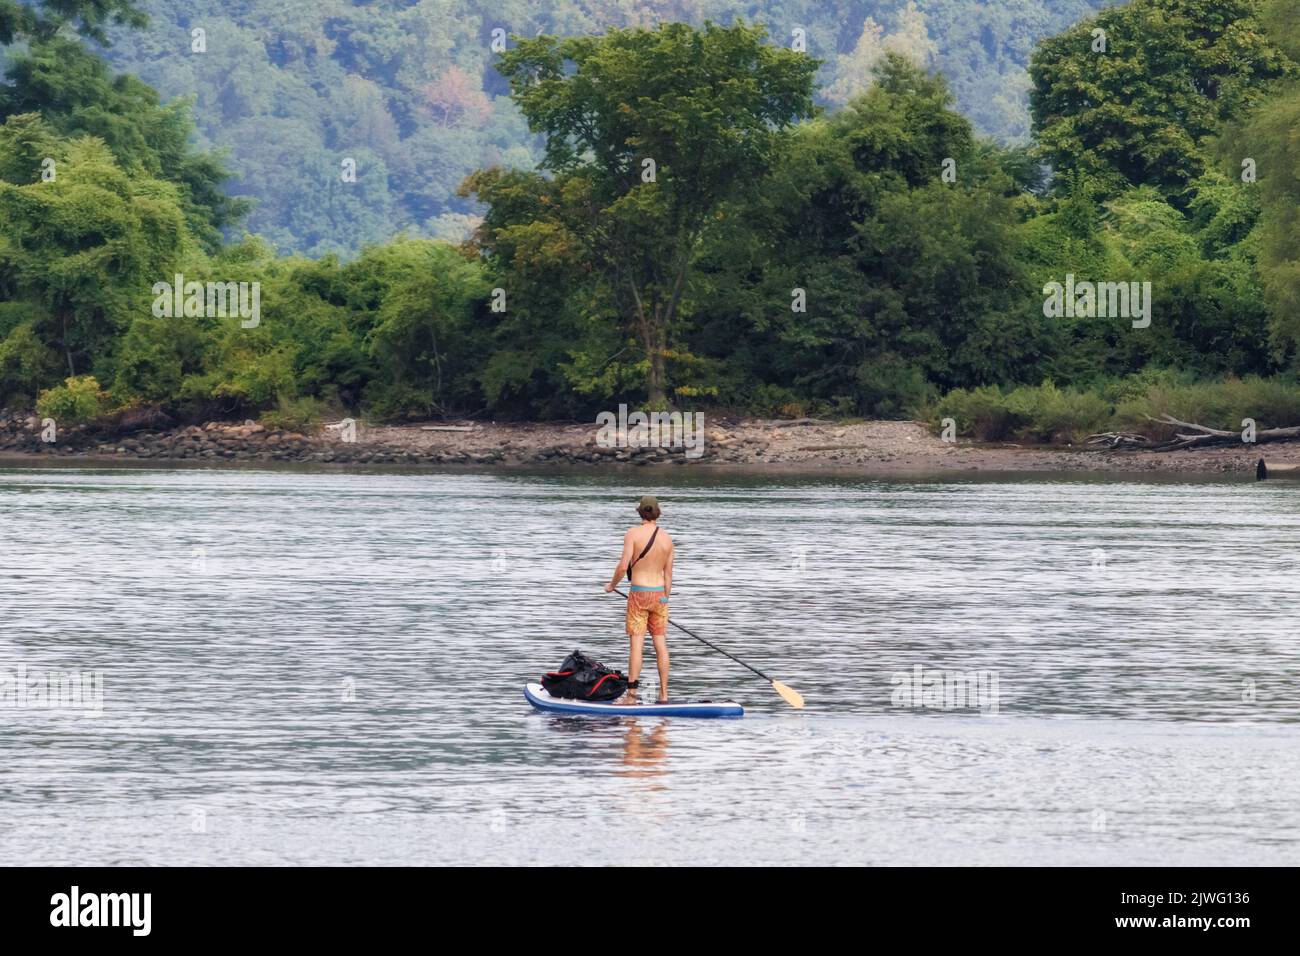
0, 38, 248, 250
0, 117, 194, 382
89, 1, 1111, 257
0, 0, 146, 46
935, 382, 1112, 443
1030, 0, 1295, 202
35, 374, 107, 423
485, 20, 819, 403
4, 9, 1300, 429
691, 55, 1043, 416
0, 321, 61, 405
934, 385, 1021, 440
1115, 375, 1300, 432
1244, 71, 1300, 359
937, 375, 1300, 443
259, 395, 325, 431
356, 238, 491, 419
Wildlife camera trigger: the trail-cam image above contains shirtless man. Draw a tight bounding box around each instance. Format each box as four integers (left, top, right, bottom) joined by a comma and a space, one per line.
603, 495, 674, 703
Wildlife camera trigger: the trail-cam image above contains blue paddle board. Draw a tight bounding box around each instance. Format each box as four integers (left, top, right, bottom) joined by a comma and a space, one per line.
524, 682, 742, 718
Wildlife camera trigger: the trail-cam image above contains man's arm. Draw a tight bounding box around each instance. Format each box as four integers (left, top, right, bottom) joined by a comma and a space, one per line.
604, 530, 634, 592
663, 538, 674, 601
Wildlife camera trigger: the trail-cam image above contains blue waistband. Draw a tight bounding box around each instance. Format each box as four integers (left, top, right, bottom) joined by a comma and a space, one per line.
629, 585, 665, 592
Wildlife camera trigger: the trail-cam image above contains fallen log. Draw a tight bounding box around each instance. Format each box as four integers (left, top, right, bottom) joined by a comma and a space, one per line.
764, 417, 834, 428
1141, 414, 1300, 452
795, 443, 872, 451
1144, 414, 1236, 437
1087, 431, 1149, 449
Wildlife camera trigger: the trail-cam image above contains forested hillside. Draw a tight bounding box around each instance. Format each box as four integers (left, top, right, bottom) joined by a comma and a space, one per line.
5, 0, 1300, 441
98, 0, 1110, 256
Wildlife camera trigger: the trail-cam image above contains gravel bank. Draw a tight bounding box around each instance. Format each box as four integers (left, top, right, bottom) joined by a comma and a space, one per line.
0, 411, 1285, 475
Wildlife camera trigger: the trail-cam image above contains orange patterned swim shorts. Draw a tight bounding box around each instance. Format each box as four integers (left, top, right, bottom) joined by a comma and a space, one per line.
626, 588, 669, 638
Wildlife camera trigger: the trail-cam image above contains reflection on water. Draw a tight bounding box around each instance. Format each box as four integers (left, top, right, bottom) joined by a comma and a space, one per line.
0, 465, 1297, 864
617, 720, 671, 786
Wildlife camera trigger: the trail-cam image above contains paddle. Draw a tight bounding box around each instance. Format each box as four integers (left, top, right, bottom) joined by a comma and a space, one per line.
612, 587, 805, 709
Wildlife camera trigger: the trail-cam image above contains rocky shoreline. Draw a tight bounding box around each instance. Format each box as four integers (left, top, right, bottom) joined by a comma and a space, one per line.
0, 411, 1285, 475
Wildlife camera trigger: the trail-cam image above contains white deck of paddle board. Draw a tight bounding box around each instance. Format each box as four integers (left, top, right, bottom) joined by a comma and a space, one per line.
524, 683, 743, 717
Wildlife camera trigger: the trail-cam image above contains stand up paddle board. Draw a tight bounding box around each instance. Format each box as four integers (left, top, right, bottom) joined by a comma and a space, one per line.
524, 683, 742, 718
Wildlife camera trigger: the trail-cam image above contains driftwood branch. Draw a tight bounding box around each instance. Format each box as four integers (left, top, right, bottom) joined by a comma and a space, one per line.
795, 443, 871, 452
764, 417, 834, 428
1087, 431, 1149, 449
1133, 414, 1300, 452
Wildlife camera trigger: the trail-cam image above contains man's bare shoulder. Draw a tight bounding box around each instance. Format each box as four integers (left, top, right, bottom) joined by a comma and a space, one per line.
628, 525, 671, 544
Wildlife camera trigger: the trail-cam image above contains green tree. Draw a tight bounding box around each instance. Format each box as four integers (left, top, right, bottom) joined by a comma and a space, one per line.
0, 38, 248, 250
489, 20, 819, 404
0, 118, 193, 381
1029, 0, 1294, 202
459, 166, 612, 418
693, 55, 1040, 415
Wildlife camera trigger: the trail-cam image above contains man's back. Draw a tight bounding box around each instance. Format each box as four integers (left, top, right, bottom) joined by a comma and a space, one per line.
626, 523, 673, 586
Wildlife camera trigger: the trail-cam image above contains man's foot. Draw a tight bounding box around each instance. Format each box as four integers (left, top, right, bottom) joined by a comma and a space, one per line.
657, 696, 668, 704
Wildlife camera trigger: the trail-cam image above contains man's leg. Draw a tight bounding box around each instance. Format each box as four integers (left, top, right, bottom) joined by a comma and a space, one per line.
650, 633, 669, 702
628, 631, 646, 689
626, 593, 649, 698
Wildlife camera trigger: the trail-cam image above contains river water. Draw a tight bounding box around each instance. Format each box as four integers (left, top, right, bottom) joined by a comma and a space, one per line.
1, 464, 1297, 865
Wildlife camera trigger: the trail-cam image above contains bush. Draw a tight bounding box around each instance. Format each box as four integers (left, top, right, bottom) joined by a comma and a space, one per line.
1005, 382, 1111, 443
934, 385, 1019, 441
935, 381, 1111, 443
1114, 376, 1300, 434
35, 376, 108, 424
259, 394, 324, 431
937, 374, 1300, 444
0, 322, 60, 406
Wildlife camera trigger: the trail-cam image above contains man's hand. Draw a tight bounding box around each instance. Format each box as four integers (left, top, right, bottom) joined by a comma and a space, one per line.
603, 582, 614, 593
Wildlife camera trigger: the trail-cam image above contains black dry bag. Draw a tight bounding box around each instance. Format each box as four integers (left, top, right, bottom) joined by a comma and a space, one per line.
541, 650, 629, 702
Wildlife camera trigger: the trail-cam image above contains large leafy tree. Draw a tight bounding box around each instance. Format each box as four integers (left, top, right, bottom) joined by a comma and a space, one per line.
458, 165, 611, 418
1029, 0, 1294, 202
0, 38, 248, 251
693, 55, 1042, 415
486, 20, 819, 405
1244, 0, 1300, 358
0, 116, 193, 381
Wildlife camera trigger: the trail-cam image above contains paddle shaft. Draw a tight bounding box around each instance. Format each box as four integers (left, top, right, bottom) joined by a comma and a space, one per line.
612, 587, 774, 683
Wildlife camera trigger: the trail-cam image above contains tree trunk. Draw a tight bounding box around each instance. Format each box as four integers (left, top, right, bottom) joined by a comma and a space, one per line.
632, 292, 666, 407
647, 333, 667, 406
642, 330, 665, 405
62, 312, 75, 377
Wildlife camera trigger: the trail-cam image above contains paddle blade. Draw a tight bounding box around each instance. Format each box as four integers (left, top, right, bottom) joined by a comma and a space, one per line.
771, 680, 805, 709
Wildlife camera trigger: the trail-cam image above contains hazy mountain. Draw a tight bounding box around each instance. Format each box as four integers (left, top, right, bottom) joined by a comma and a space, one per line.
101, 0, 1110, 256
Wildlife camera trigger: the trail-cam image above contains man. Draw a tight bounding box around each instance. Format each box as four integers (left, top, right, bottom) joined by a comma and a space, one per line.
604, 495, 674, 703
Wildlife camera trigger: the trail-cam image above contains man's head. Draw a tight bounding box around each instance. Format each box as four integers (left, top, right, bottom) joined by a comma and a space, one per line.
637, 494, 661, 521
